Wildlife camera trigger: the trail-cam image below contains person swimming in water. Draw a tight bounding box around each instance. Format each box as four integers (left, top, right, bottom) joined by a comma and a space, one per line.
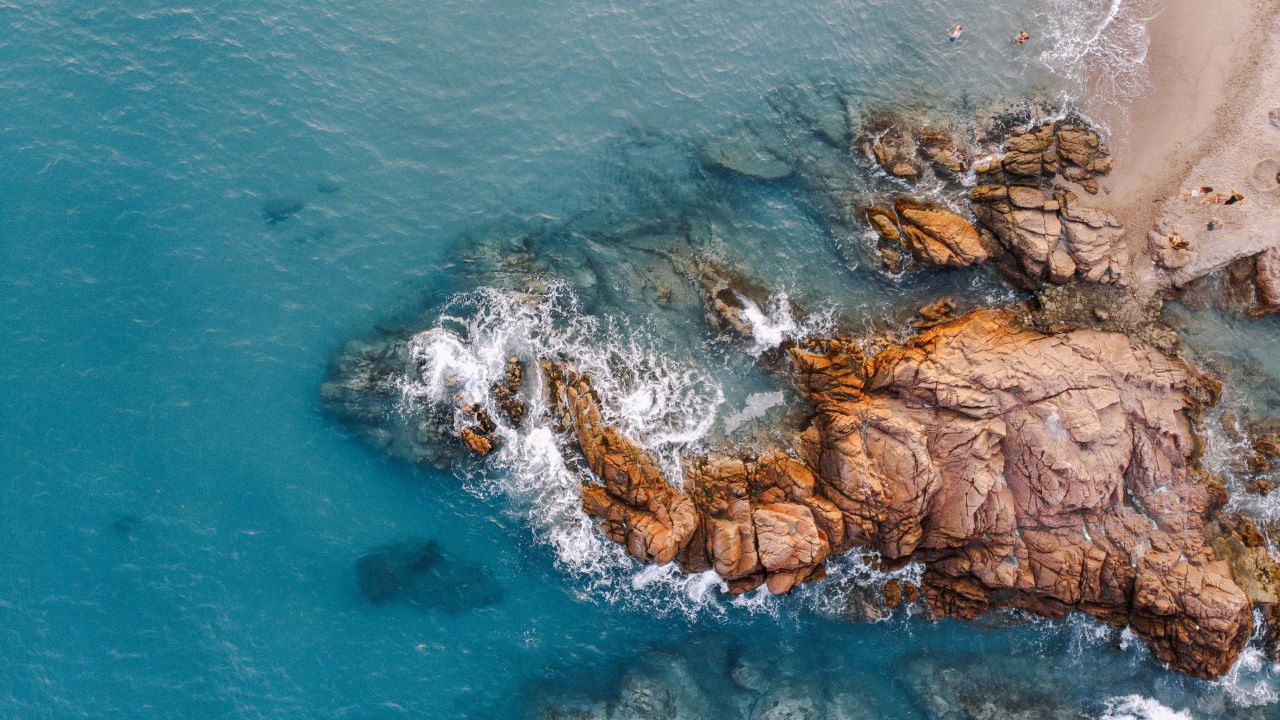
1015, 30, 1030, 45
950, 25, 964, 42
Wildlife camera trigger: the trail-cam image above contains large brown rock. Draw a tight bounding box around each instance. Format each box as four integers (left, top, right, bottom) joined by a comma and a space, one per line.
1001, 123, 1056, 177
970, 186, 1126, 284
1059, 201, 1127, 283
1219, 245, 1280, 316
562, 372, 698, 566
917, 129, 967, 175
970, 186, 1061, 278
868, 126, 921, 180
1254, 248, 1280, 307
556, 310, 1256, 679
865, 199, 990, 269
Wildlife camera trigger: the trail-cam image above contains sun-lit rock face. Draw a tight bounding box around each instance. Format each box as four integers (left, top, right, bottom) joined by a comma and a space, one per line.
556, 309, 1254, 679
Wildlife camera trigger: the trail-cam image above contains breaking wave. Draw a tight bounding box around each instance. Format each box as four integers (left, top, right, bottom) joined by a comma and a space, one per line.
393, 283, 836, 616
1037, 0, 1159, 130
1098, 695, 1194, 720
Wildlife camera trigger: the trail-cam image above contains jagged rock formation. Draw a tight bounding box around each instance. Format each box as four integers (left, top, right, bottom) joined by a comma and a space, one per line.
970, 185, 1128, 284
861, 116, 1127, 285
555, 309, 1255, 678
1225, 246, 1280, 316
981, 121, 1114, 194
864, 199, 992, 270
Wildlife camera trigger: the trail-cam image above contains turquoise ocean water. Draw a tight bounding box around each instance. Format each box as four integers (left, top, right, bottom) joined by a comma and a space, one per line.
2, 1, 1277, 718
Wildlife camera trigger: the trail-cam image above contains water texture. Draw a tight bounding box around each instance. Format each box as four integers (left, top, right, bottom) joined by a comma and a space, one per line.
2, 1, 1275, 718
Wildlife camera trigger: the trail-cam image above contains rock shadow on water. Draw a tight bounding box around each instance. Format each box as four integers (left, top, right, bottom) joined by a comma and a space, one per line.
261, 196, 305, 224
111, 513, 141, 538
356, 538, 503, 613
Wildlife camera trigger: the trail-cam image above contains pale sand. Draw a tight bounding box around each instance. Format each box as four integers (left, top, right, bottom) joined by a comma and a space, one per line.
1099, 0, 1280, 293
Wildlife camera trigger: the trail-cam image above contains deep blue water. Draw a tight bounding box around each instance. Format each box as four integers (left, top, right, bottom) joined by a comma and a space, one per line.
2, 1, 1278, 718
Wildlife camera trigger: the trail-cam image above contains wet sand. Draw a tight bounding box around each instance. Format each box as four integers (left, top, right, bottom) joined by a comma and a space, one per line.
1101, 0, 1280, 292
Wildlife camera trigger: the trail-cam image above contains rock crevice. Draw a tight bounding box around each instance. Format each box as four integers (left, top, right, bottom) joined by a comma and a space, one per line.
556, 310, 1253, 679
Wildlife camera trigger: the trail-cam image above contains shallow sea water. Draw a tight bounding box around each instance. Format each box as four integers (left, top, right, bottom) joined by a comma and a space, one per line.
1, 1, 1276, 718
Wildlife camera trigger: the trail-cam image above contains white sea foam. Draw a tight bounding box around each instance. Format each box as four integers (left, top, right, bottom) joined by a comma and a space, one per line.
732, 290, 833, 356
1214, 640, 1280, 708
1036, 0, 1159, 131
799, 551, 925, 621
396, 284, 762, 615
1098, 695, 1195, 720
722, 391, 786, 434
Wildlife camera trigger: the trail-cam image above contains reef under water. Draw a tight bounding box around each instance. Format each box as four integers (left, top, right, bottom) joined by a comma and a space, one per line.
326, 84, 1280, 717
6, 1, 1280, 718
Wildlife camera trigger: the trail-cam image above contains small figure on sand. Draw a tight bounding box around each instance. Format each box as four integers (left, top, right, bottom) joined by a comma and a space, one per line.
1015, 30, 1030, 45
1207, 217, 1220, 231
1225, 188, 1245, 205
950, 25, 964, 42
1185, 185, 1214, 199
1167, 230, 1187, 249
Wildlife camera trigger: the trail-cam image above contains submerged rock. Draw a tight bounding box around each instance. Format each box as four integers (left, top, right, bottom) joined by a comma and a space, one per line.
261, 196, 305, 224
702, 128, 794, 180
356, 538, 503, 612
557, 309, 1256, 678
902, 655, 1105, 720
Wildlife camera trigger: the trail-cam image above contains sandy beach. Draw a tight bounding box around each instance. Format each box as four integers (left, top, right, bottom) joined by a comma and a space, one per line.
1102, 0, 1280, 292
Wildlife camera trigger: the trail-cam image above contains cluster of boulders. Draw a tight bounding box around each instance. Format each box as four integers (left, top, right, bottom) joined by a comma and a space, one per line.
865, 199, 993, 270
459, 354, 528, 455
981, 121, 1114, 193
555, 308, 1266, 678
862, 119, 1128, 287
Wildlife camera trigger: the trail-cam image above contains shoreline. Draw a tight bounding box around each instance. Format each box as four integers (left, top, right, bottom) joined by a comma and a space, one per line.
1100, 0, 1280, 293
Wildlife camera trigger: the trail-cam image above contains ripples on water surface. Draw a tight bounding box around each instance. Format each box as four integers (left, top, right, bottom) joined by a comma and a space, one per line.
1, 1, 1275, 718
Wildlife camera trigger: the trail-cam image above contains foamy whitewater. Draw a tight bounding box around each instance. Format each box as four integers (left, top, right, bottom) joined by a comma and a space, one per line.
1037, 0, 1161, 131
3, 0, 1278, 717
396, 284, 839, 614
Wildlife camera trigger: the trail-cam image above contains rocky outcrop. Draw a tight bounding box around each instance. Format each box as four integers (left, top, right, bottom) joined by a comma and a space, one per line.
985, 121, 1113, 193
492, 355, 527, 425
865, 199, 991, 269
1209, 514, 1280, 605
1224, 246, 1280, 316
558, 310, 1255, 679
970, 185, 1127, 284
858, 114, 1126, 284
866, 125, 920, 180
556, 368, 699, 566
917, 128, 967, 175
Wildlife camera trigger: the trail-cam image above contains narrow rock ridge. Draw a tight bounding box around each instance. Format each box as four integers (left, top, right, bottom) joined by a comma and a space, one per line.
551, 309, 1253, 679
